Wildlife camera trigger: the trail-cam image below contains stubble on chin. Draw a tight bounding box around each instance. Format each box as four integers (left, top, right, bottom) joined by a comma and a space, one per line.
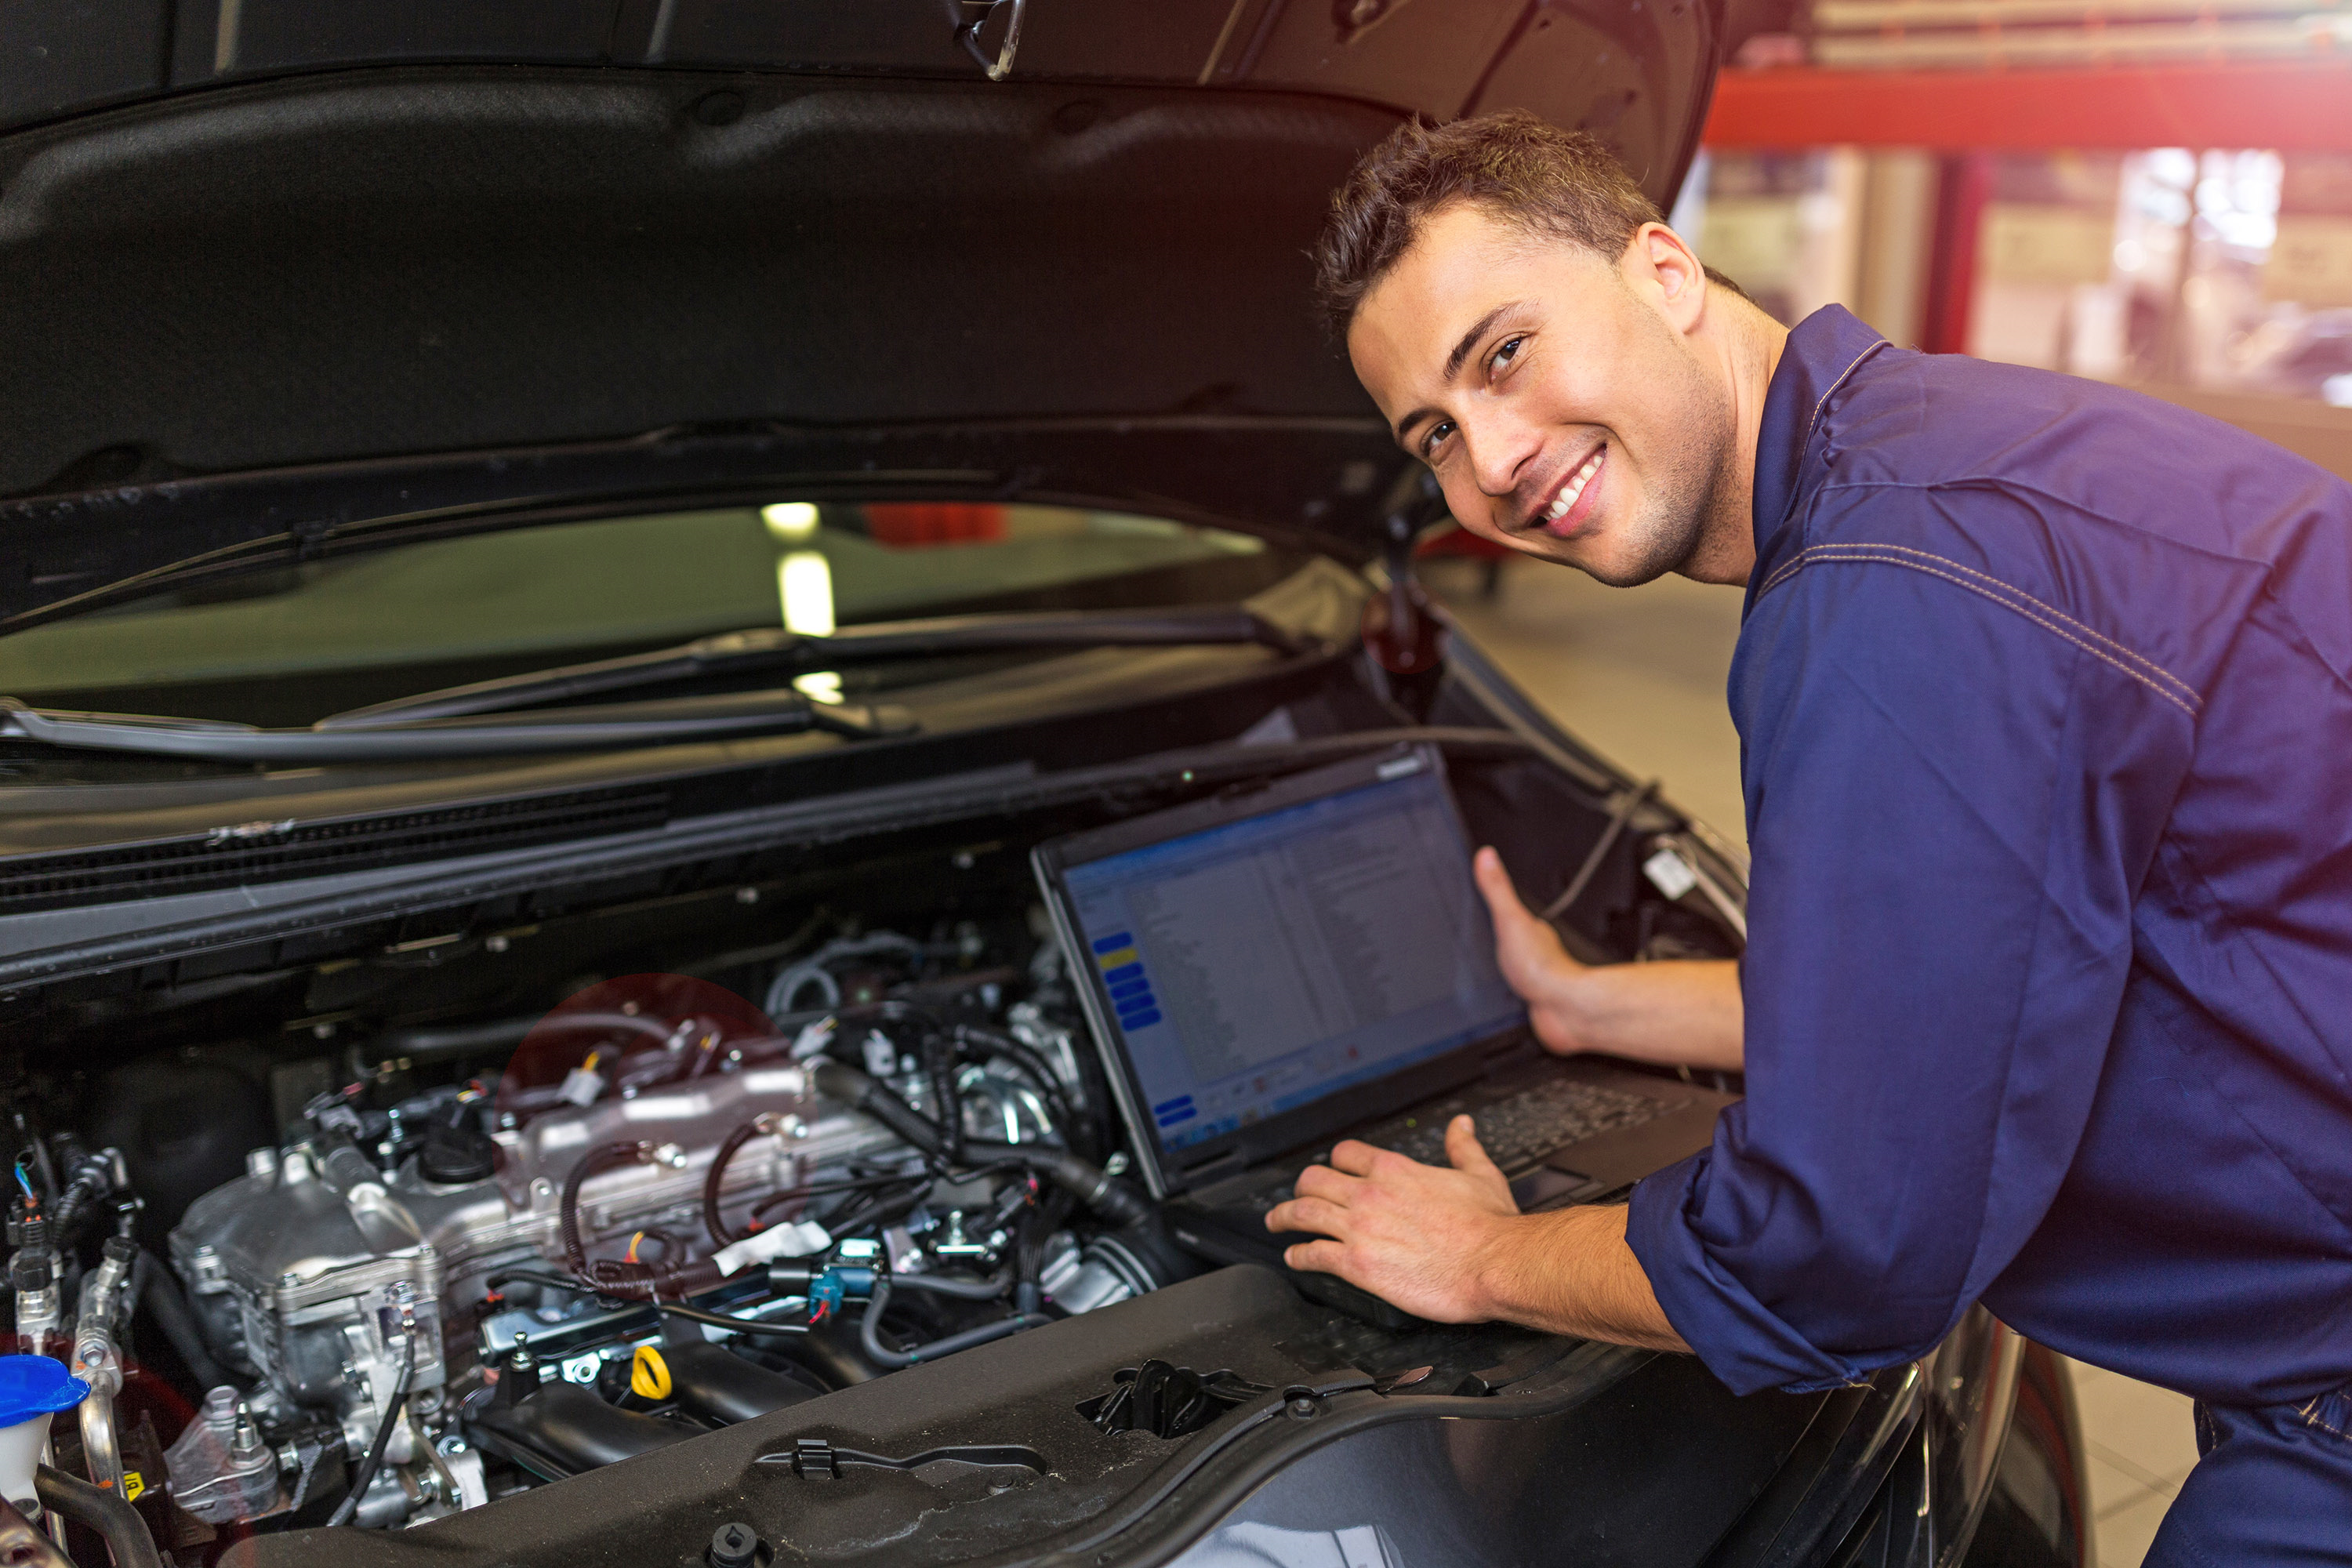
1583, 371, 1735, 587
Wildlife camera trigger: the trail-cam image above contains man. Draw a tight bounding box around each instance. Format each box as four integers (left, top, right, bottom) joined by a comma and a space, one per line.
1266, 111, 2352, 1565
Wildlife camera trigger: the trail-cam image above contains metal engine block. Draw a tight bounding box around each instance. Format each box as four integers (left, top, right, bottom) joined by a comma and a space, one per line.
169, 1063, 900, 1454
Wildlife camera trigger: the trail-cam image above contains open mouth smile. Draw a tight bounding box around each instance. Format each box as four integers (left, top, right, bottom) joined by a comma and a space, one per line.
1530, 443, 1606, 538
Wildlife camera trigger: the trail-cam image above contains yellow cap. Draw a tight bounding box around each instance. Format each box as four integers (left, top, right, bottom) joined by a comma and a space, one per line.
630, 1345, 673, 1402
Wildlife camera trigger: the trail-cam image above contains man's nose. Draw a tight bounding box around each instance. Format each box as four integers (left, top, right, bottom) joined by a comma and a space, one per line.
1464, 412, 1541, 501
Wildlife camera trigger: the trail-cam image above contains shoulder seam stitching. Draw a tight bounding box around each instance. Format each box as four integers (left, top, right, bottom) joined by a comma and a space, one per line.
1800, 336, 1889, 454
1755, 543, 2203, 717
1757, 542, 2201, 702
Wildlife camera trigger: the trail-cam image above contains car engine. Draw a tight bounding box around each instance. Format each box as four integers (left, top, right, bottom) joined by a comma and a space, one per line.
10, 916, 1191, 1545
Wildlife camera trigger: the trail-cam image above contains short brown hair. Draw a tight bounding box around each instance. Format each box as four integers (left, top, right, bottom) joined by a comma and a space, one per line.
1314, 111, 1664, 336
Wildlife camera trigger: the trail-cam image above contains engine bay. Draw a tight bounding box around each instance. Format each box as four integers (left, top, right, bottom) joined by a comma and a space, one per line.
0, 738, 1741, 1564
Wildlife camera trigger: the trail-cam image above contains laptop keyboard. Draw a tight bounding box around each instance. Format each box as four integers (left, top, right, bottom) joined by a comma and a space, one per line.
1220, 1076, 1682, 1223
1363, 1076, 1670, 1172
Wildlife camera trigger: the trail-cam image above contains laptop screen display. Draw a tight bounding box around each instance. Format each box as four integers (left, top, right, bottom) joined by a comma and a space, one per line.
1058, 754, 1525, 1156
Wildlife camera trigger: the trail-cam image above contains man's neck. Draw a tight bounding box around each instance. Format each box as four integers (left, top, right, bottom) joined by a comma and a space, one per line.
1678, 295, 1788, 588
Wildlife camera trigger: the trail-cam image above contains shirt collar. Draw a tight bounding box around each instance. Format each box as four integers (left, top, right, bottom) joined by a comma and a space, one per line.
1748, 304, 1887, 612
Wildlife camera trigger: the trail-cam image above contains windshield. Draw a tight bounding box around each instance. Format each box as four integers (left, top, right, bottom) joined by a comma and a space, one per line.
0, 503, 1294, 727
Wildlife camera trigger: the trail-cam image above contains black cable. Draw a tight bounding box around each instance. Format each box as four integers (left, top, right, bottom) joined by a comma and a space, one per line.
132, 1250, 244, 1395
809, 1060, 1149, 1225
651, 1302, 811, 1338
746, 1171, 929, 1225
485, 1269, 593, 1296
702, 1120, 771, 1248
814, 1178, 931, 1241
484, 1269, 812, 1338
327, 1330, 416, 1527
886, 1271, 1009, 1301
922, 1029, 964, 1166
37, 1465, 162, 1568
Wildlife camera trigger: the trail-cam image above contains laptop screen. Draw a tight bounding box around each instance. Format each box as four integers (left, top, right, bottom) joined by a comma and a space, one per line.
1045, 749, 1526, 1178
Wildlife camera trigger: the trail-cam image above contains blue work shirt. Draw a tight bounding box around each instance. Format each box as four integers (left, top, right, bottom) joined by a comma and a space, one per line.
1626, 305, 2352, 1407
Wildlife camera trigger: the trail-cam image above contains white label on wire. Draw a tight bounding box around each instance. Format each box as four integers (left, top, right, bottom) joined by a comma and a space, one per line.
789, 1018, 837, 1060
555, 1065, 604, 1106
712, 1220, 832, 1277
1643, 847, 1699, 900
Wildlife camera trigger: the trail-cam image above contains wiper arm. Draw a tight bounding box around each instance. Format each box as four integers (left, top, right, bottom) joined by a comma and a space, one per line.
318, 607, 1308, 731
0, 691, 913, 764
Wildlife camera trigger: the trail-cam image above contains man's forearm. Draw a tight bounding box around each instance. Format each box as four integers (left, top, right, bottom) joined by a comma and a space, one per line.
1471, 1203, 1690, 1352
1546, 958, 1743, 1073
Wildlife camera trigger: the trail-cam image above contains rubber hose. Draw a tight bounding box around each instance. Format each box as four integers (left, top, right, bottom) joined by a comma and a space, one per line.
997, 1146, 1153, 1229
326, 1332, 414, 1528
810, 1060, 949, 1154
857, 1280, 1050, 1369
35, 1465, 162, 1568
132, 1250, 243, 1395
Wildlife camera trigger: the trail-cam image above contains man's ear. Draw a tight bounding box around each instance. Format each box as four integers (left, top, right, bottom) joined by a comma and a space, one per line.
1626, 221, 1708, 335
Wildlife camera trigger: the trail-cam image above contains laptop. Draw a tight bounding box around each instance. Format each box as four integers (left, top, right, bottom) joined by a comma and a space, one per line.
1031, 742, 1733, 1327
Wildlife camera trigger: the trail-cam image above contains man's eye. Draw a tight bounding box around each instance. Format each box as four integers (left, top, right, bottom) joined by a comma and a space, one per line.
1490, 335, 1526, 373
1421, 420, 1455, 459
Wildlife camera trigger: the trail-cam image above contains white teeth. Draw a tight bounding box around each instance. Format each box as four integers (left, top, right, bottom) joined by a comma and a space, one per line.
1544, 448, 1604, 521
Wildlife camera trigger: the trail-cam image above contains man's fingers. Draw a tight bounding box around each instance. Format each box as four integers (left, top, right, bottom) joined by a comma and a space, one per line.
1444, 1114, 1504, 1181
1327, 1138, 1383, 1177
1291, 1164, 1359, 1204
1265, 1195, 1351, 1239
1282, 1239, 1346, 1276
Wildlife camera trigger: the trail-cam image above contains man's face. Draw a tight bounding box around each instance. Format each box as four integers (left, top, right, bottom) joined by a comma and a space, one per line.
1348, 203, 1733, 586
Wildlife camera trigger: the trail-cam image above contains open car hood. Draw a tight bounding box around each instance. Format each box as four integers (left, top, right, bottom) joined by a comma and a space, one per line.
0, 0, 1721, 626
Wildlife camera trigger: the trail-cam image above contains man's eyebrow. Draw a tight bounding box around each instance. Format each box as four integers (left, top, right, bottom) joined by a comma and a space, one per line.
1444, 303, 1517, 381
1389, 303, 1520, 448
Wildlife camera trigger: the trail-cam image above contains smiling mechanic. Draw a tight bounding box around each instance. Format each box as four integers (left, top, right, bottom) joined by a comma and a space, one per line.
1263, 112, 2352, 1565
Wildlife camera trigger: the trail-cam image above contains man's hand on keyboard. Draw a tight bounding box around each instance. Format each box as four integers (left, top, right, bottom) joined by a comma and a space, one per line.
1266, 1115, 1518, 1323
1269, 1113, 1693, 1352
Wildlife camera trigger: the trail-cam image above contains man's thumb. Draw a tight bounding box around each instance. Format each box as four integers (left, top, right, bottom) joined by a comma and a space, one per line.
1445, 1114, 1503, 1179
1473, 847, 1534, 928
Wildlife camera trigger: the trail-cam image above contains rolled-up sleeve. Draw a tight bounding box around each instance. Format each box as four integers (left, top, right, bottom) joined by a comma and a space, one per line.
1627, 487, 2192, 1395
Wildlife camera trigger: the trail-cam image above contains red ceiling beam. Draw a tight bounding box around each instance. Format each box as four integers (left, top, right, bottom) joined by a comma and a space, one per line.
1701, 60, 2352, 150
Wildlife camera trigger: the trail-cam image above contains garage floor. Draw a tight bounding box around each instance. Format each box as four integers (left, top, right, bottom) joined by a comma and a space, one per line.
1428, 556, 2201, 1567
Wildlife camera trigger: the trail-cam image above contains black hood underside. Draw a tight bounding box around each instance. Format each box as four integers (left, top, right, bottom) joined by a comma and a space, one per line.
0, 1, 1720, 622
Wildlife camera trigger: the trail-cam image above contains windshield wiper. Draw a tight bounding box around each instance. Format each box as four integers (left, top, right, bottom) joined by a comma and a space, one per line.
0, 691, 913, 764
0, 607, 1302, 766
316, 607, 1308, 731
